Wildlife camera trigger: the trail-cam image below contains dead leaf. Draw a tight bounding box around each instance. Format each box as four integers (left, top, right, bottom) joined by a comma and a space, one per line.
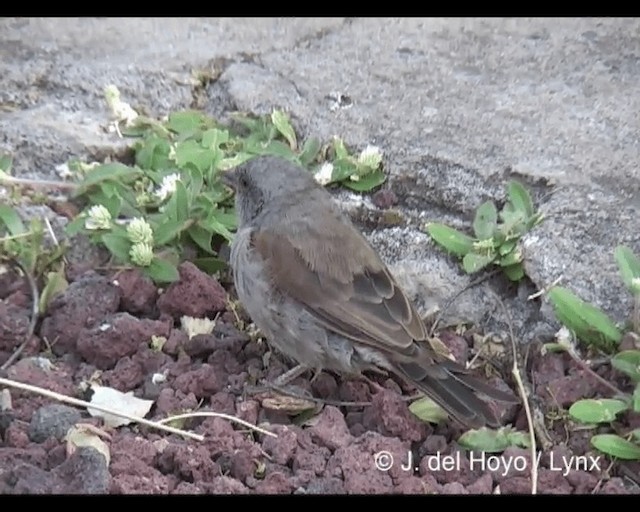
180, 315, 215, 339
65, 424, 111, 465
261, 394, 316, 415
87, 384, 154, 428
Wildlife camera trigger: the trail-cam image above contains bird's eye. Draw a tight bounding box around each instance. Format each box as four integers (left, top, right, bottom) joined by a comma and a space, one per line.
239, 176, 249, 188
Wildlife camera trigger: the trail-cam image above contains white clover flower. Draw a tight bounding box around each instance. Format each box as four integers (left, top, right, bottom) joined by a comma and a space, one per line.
129, 242, 154, 267
126, 217, 154, 245
154, 173, 180, 201
314, 162, 334, 186
357, 144, 383, 170
55, 163, 73, 179
104, 85, 139, 126
84, 205, 112, 231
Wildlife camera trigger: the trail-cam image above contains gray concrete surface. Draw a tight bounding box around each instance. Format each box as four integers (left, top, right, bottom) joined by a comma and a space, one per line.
1, 17, 639, 342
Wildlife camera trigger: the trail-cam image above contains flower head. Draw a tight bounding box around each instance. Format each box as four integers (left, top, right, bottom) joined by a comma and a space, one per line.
314, 162, 334, 186
127, 218, 154, 245
129, 242, 154, 267
357, 145, 383, 170
155, 173, 180, 201
84, 205, 112, 231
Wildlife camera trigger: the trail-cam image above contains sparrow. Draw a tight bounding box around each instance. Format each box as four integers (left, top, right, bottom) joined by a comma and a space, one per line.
221, 155, 518, 429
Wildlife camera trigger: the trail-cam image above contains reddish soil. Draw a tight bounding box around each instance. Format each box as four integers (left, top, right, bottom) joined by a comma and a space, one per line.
0, 261, 638, 494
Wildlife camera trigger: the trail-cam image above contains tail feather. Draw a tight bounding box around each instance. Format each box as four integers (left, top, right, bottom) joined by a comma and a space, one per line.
395, 360, 519, 429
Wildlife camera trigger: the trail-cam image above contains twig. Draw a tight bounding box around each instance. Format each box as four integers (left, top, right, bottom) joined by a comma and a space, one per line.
0, 175, 78, 191
429, 269, 501, 336
1, 259, 39, 371
527, 276, 563, 301
156, 412, 277, 438
591, 460, 615, 494
488, 289, 538, 495
566, 350, 625, 397
0, 376, 208, 441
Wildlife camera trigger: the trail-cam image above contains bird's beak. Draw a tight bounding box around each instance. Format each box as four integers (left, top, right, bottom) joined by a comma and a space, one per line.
219, 169, 238, 190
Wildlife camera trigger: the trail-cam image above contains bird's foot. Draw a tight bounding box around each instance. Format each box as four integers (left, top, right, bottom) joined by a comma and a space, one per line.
271, 363, 309, 387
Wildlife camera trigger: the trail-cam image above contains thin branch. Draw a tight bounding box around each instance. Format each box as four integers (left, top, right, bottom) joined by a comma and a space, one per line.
1, 259, 39, 371
0, 175, 78, 191
157, 412, 277, 438
488, 289, 538, 495
429, 269, 501, 336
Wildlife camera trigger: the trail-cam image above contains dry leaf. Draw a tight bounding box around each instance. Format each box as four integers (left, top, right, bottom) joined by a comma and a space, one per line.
65, 424, 111, 465
180, 315, 215, 339
87, 384, 154, 428
261, 394, 316, 415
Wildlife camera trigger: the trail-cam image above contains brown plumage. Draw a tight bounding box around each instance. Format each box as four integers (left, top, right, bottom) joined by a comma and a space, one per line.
222, 155, 519, 429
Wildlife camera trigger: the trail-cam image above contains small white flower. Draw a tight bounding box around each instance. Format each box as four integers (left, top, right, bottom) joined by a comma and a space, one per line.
84, 205, 112, 231
357, 144, 383, 170
55, 163, 73, 179
129, 242, 154, 267
126, 217, 154, 245
154, 173, 180, 201
104, 85, 139, 126
314, 162, 334, 186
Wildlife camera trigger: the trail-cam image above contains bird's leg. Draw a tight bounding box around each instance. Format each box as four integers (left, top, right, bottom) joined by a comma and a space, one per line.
271, 363, 309, 387
309, 367, 324, 384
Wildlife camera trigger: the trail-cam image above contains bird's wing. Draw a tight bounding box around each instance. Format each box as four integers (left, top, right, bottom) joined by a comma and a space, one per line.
251, 214, 429, 361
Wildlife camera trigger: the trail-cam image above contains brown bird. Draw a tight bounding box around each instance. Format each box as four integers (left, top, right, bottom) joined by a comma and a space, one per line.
222, 155, 519, 429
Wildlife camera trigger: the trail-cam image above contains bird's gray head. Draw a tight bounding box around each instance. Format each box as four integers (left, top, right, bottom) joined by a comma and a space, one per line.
220, 156, 320, 226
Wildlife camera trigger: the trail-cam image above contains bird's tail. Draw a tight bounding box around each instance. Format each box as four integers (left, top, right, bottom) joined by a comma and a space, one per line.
394, 359, 519, 429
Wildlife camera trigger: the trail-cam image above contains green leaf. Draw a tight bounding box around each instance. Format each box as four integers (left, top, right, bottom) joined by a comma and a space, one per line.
633, 383, 640, 413
473, 201, 498, 240
425, 223, 475, 257
507, 180, 535, 219
498, 248, 523, 267
201, 214, 234, 242
341, 170, 387, 192
166, 110, 213, 135
174, 181, 189, 221
633, 429, 640, 442
64, 216, 86, 237
299, 137, 321, 166
202, 128, 230, 149
332, 137, 349, 160
217, 153, 254, 171
503, 263, 526, 281
101, 233, 132, 263
614, 245, 640, 294
187, 224, 215, 254
153, 219, 185, 246
192, 257, 227, 275
145, 257, 179, 283
591, 434, 640, 460
463, 252, 496, 273
408, 397, 448, 424
271, 110, 297, 150
135, 136, 172, 170
0, 153, 13, 173
498, 240, 516, 255
252, 140, 296, 160
173, 140, 216, 174
0, 205, 26, 236
330, 158, 356, 183
611, 350, 640, 382
39, 268, 69, 314
76, 163, 139, 190
547, 286, 622, 351
568, 398, 628, 424
458, 427, 531, 453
